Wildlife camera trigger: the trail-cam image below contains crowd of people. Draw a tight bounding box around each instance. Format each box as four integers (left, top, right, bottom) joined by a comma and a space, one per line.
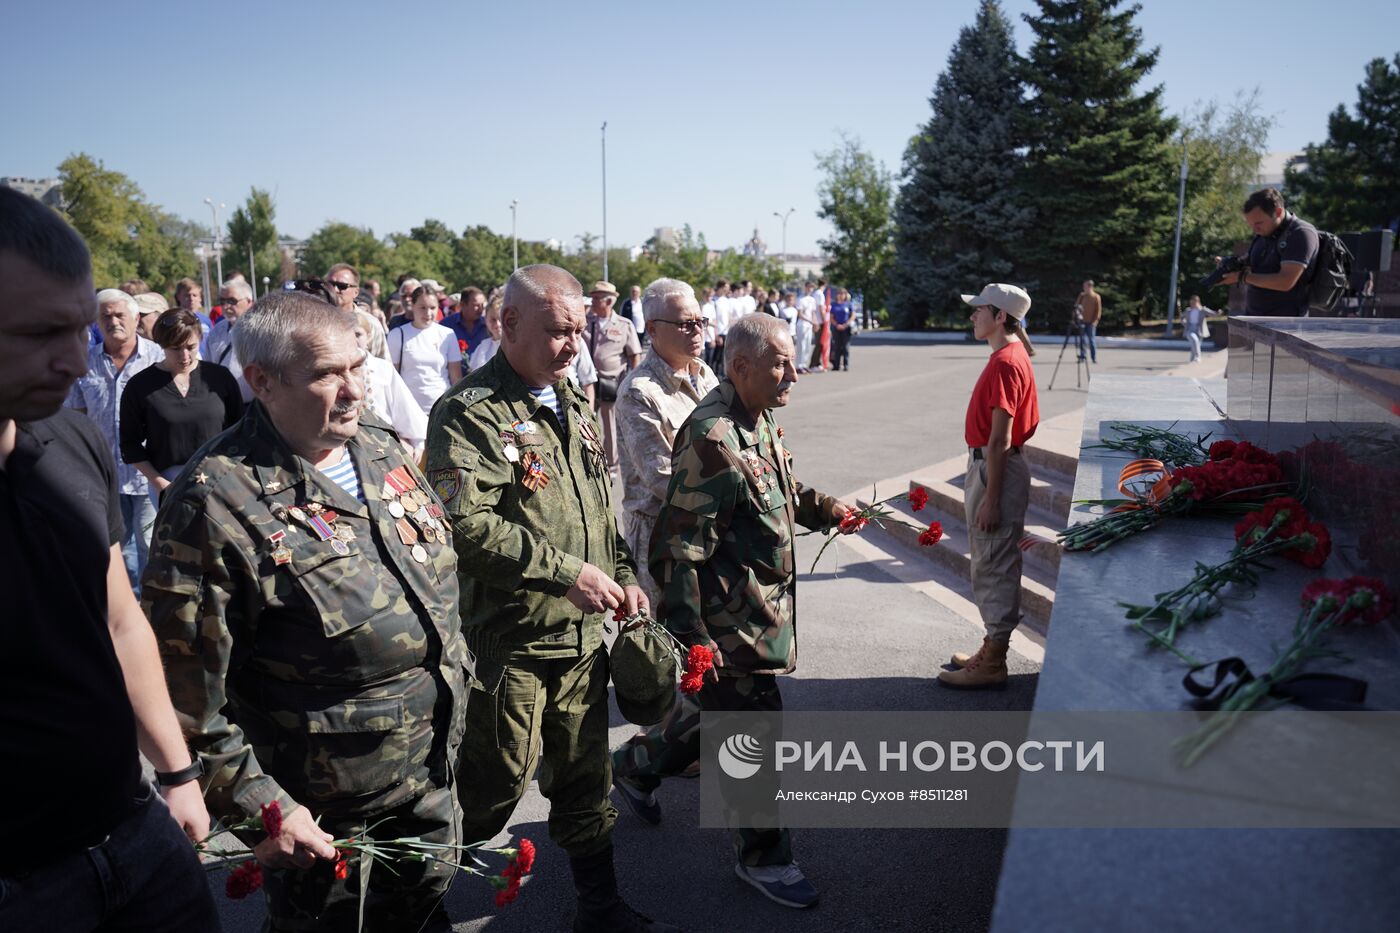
2, 184, 1040, 933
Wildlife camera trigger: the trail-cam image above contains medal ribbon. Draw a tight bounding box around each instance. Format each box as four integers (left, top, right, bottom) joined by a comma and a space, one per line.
1110, 458, 1174, 513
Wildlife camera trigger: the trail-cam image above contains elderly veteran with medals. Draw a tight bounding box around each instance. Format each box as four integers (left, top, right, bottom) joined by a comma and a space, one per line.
650, 313, 855, 910
142, 291, 469, 932
424, 264, 678, 933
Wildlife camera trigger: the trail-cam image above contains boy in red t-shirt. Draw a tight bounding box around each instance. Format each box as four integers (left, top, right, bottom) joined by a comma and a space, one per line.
940, 284, 1040, 690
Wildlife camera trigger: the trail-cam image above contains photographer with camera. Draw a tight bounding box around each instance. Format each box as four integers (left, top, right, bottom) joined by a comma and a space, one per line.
1209, 188, 1319, 316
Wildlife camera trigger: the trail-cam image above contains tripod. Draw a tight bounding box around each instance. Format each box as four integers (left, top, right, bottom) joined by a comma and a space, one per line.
1047, 321, 1090, 390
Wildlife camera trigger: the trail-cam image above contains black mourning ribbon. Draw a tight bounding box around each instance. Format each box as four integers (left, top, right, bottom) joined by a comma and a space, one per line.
1183, 657, 1370, 712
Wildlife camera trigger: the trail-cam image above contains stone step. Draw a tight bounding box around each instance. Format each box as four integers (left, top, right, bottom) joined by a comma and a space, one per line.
917, 470, 1072, 527
853, 496, 1059, 635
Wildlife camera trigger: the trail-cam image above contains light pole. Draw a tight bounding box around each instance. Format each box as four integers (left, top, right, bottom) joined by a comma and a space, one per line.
773, 207, 795, 272
262, 276, 270, 298
510, 199, 519, 271
1165, 137, 1189, 337
204, 197, 225, 301
600, 121, 608, 282
195, 244, 211, 312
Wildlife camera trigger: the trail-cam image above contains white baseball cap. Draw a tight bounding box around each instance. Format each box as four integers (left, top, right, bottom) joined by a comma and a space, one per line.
961, 283, 1031, 321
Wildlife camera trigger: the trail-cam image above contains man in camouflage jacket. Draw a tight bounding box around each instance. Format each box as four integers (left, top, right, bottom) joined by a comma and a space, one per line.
143, 293, 467, 932
424, 265, 677, 933
649, 313, 853, 910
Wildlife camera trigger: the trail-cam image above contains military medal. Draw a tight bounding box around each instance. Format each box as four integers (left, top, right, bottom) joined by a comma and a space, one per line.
511, 419, 538, 436
411, 544, 428, 563
269, 530, 292, 566
330, 538, 350, 555
289, 506, 307, 522
520, 451, 549, 491
388, 499, 406, 518
427, 503, 444, 519
334, 524, 355, 543
306, 502, 324, 514
396, 518, 418, 546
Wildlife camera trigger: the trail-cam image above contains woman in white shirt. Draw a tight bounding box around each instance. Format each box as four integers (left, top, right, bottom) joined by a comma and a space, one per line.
387, 286, 463, 415
352, 311, 428, 456
468, 291, 504, 372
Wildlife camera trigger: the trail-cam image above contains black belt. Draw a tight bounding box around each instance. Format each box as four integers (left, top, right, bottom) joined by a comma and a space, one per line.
971, 446, 1019, 460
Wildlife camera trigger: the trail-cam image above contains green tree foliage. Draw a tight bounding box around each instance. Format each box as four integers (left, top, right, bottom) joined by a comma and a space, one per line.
1018, 0, 1176, 325
1286, 54, 1400, 232
891, 0, 1030, 329
298, 222, 387, 281
815, 134, 895, 313
57, 153, 201, 292
224, 188, 282, 291
1168, 94, 1274, 310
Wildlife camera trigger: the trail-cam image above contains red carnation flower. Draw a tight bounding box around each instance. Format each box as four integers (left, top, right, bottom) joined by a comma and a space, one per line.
918, 522, 943, 547
839, 511, 869, 533
494, 873, 522, 907
333, 858, 349, 880
909, 487, 929, 512
514, 838, 536, 874
1290, 522, 1331, 569
225, 861, 264, 900
685, 644, 715, 678
458, 339, 468, 353
260, 801, 282, 840
1301, 578, 1348, 611
1340, 576, 1395, 625
1208, 440, 1237, 461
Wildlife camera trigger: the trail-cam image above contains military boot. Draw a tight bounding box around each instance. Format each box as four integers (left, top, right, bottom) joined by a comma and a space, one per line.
950, 640, 989, 668
571, 844, 681, 933
937, 638, 1009, 689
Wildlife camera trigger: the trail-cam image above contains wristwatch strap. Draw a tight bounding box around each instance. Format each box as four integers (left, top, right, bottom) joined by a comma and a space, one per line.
155, 758, 205, 787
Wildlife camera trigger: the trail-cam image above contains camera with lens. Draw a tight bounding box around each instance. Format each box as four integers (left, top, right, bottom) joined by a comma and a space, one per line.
1198, 255, 1247, 290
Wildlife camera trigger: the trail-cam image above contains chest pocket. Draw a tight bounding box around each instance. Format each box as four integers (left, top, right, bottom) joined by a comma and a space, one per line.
285, 537, 390, 638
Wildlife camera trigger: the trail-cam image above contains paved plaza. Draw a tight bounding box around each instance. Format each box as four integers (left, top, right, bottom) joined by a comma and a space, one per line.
212, 338, 1221, 932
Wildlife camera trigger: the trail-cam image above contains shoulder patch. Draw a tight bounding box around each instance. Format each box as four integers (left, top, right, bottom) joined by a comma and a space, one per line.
430, 467, 467, 506
704, 417, 733, 443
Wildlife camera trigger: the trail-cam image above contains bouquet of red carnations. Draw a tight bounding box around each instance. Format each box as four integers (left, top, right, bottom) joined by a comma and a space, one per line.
1121, 498, 1331, 662
199, 801, 534, 908
1059, 439, 1292, 553
804, 485, 943, 573
1176, 576, 1394, 766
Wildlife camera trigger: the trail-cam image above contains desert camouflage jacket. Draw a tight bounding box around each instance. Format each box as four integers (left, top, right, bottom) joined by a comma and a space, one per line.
142, 402, 467, 826
423, 350, 636, 690
650, 380, 839, 675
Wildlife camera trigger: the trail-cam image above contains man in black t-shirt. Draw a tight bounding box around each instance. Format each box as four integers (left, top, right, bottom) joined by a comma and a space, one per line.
0, 187, 219, 931
1216, 187, 1320, 316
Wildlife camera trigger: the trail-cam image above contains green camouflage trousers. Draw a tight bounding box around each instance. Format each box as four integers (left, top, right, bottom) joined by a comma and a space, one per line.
262, 785, 458, 932
458, 647, 616, 858
614, 672, 790, 866
611, 690, 703, 792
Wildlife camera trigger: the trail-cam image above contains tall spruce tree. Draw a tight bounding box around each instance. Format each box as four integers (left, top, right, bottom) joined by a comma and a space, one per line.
890, 0, 1029, 330
1285, 54, 1400, 233
1019, 0, 1175, 326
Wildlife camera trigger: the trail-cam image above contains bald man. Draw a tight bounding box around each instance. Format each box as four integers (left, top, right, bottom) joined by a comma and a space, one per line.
424, 265, 676, 932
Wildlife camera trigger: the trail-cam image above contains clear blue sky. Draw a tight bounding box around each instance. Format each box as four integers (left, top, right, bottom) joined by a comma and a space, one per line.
2, 0, 1393, 257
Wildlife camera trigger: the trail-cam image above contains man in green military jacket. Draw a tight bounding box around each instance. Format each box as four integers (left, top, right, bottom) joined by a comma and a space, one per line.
649, 313, 854, 910
143, 292, 469, 931
425, 264, 677, 933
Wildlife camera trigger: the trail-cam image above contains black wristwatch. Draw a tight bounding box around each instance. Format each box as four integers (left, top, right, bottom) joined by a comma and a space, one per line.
155, 758, 205, 787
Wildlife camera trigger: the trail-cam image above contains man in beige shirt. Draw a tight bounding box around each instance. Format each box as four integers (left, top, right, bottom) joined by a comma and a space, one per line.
1075, 279, 1101, 363
610, 277, 717, 824
584, 281, 642, 470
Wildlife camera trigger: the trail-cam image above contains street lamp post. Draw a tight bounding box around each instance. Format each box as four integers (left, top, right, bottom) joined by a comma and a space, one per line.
1165, 139, 1189, 337
600, 121, 608, 282
773, 207, 795, 275
195, 244, 211, 312
262, 276, 270, 298
204, 198, 225, 303
510, 199, 519, 271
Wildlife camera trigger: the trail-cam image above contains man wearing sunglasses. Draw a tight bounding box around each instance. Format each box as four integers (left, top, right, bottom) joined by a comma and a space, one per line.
323, 263, 361, 312
610, 278, 718, 822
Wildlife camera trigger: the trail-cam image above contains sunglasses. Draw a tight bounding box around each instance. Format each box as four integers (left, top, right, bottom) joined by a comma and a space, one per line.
284, 279, 338, 305
327, 280, 358, 292
655, 319, 705, 333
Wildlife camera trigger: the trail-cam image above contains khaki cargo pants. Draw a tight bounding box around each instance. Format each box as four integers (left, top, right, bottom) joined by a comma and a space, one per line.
964, 449, 1031, 643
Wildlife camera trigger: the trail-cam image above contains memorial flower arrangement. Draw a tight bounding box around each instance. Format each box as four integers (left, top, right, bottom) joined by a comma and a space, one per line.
1121, 498, 1331, 662
1176, 576, 1394, 766
198, 801, 534, 908
1084, 422, 1213, 470
1058, 439, 1291, 553
613, 610, 716, 695
805, 485, 943, 572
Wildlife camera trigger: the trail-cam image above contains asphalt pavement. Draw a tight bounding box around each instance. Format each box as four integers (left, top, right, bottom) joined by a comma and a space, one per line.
210, 338, 1217, 932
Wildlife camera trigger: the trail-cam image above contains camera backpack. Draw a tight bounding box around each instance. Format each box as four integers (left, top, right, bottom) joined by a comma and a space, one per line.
1307, 230, 1354, 314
